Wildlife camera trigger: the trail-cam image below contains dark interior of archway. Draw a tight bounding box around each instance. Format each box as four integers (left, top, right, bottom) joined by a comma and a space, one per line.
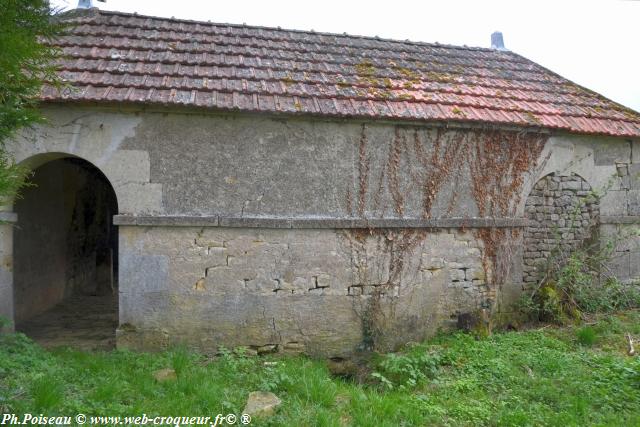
14, 158, 118, 350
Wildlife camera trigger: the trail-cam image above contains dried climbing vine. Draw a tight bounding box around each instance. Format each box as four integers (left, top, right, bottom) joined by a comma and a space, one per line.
413, 128, 468, 218
342, 227, 427, 350
387, 127, 405, 216
344, 124, 549, 350
356, 124, 370, 216
466, 130, 548, 291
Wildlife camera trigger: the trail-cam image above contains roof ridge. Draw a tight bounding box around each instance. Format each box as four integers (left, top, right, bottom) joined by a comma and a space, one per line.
64, 24, 535, 70
79, 8, 504, 54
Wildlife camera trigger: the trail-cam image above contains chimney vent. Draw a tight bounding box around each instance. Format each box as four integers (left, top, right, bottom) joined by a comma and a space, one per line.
77, 0, 105, 9
491, 31, 507, 51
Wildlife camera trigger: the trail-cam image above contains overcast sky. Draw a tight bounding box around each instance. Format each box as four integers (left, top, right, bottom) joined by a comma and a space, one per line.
51, 0, 640, 112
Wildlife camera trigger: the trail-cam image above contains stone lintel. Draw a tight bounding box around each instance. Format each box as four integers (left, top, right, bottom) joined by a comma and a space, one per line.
113, 215, 530, 229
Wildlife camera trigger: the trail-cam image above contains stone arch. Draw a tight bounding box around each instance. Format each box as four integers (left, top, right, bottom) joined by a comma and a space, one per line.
9, 151, 126, 212
522, 172, 600, 286
5, 111, 163, 216
12, 154, 119, 348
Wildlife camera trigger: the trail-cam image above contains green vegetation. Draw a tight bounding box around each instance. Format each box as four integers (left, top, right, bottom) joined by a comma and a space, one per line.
354, 60, 376, 77
576, 326, 597, 347
0, 0, 66, 205
0, 0, 63, 142
2, 311, 640, 426
518, 244, 640, 324
451, 106, 464, 116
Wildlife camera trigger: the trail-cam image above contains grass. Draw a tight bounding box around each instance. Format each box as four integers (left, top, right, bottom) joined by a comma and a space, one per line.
1, 311, 639, 426
576, 326, 597, 347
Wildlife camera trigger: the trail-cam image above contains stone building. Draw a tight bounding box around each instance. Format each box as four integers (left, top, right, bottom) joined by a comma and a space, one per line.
1, 8, 639, 356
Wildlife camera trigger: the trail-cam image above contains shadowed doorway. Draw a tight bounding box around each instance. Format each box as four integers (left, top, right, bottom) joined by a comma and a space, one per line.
13, 156, 118, 350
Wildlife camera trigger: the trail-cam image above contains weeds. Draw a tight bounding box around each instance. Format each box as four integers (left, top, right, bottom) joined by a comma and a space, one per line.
575, 276, 640, 313
169, 346, 191, 377
2, 313, 640, 425
30, 376, 63, 410
519, 248, 640, 323
576, 326, 597, 346
371, 349, 447, 390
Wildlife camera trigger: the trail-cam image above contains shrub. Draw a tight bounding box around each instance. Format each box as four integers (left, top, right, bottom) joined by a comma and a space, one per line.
519, 246, 640, 324
518, 250, 640, 324
574, 277, 640, 313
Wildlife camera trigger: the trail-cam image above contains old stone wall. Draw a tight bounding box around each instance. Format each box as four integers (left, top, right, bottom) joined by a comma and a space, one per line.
599, 223, 640, 283
1, 105, 638, 348
117, 225, 490, 356
14, 161, 70, 322
523, 173, 599, 285
111, 111, 546, 220
599, 161, 640, 283
4, 106, 555, 221
527, 135, 640, 285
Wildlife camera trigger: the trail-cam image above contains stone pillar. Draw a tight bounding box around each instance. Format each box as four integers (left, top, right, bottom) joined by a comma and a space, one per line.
0, 212, 17, 332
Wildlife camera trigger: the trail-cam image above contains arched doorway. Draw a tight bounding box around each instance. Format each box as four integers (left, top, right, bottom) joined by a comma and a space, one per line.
13, 156, 118, 349
522, 172, 599, 286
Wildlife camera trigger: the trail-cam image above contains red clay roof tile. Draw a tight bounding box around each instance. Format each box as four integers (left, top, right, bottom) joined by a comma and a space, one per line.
42, 8, 640, 137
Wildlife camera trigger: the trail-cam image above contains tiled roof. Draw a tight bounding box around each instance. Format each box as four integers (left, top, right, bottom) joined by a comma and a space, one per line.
44, 8, 640, 137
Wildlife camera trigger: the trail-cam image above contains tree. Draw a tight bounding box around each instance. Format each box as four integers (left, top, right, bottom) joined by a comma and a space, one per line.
0, 0, 65, 205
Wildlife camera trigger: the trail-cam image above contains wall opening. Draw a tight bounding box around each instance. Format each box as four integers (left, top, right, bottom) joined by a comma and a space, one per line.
522, 172, 599, 287
13, 157, 118, 349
